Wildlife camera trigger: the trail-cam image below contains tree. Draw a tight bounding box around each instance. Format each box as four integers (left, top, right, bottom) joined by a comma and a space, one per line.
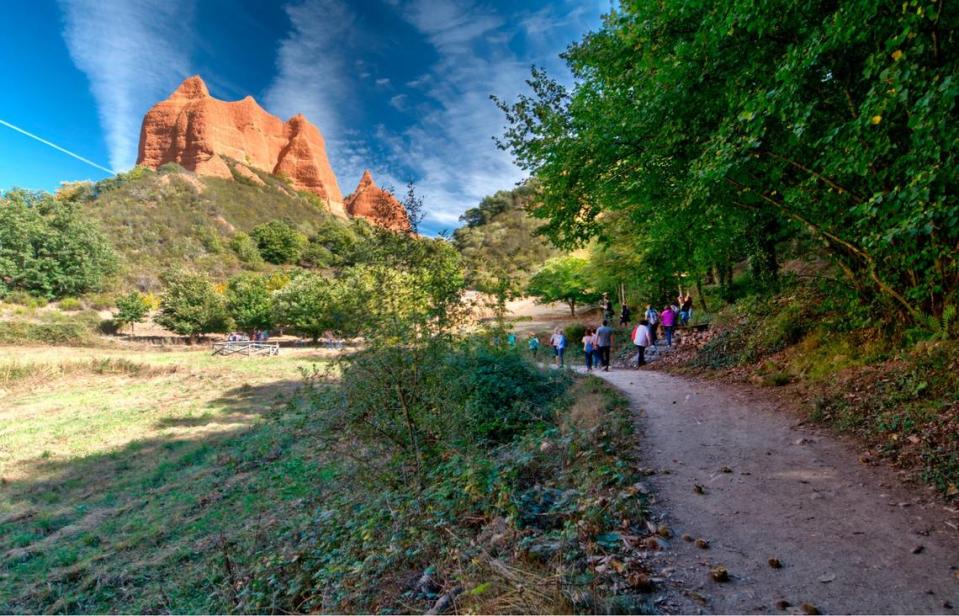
114, 291, 150, 334
250, 220, 306, 264
225, 273, 274, 335
272, 271, 343, 342
0, 189, 117, 299
527, 256, 599, 316
155, 270, 232, 341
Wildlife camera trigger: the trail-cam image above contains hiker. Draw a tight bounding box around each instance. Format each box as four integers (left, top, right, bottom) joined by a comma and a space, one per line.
632, 318, 653, 367
507, 331, 517, 348
582, 327, 596, 371
549, 327, 567, 367
644, 305, 659, 345
620, 304, 631, 326
527, 333, 540, 358
603, 293, 614, 321
660, 305, 676, 346
680, 294, 693, 326
595, 319, 614, 371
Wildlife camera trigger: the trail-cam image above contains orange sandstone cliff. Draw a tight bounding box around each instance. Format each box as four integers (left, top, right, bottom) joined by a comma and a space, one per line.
136, 75, 346, 217
345, 170, 411, 232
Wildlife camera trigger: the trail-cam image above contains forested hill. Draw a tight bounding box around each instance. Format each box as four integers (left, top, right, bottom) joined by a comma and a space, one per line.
46, 164, 375, 292
453, 183, 557, 295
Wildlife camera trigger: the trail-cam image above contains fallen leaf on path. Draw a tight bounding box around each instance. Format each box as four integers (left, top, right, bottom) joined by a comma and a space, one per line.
657, 525, 672, 538
710, 565, 729, 582
768, 558, 782, 569
720, 465, 733, 473
693, 484, 705, 494
695, 538, 710, 549
912, 545, 924, 554
800, 602, 820, 614
817, 573, 835, 583
775, 599, 791, 610
946, 484, 958, 497
627, 572, 653, 591
681, 533, 693, 542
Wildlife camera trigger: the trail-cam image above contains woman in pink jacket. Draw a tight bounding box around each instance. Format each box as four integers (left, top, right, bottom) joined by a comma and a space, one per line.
660, 305, 676, 346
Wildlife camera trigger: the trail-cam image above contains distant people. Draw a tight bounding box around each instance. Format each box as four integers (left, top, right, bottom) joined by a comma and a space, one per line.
549, 327, 567, 367
595, 319, 614, 371
632, 318, 653, 367
660, 305, 676, 346
620, 304, 631, 326
582, 327, 596, 372
680, 294, 693, 326
645, 304, 659, 345
603, 294, 614, 321
528, 333, 541, 358
507, 331, 517, 348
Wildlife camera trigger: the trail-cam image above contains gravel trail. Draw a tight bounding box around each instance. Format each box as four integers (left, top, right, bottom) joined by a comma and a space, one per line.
590, 368, 959, 614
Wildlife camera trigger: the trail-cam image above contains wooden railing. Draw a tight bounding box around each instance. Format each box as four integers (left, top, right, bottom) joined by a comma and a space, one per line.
211, 341, 280, 357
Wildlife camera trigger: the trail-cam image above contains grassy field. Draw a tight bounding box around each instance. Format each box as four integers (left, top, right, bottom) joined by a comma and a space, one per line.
0, 344, 337, 612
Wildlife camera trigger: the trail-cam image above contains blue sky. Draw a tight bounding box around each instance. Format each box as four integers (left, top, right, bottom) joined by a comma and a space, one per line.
0, 0, 608, 233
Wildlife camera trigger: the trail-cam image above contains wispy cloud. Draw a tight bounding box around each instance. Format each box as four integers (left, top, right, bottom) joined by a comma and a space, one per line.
58, 0, 195, 171
383, 0, 605, 230
265, 0, 355, 150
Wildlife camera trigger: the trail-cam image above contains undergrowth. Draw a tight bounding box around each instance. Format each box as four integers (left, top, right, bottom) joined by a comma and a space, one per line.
233, 343, 656, 614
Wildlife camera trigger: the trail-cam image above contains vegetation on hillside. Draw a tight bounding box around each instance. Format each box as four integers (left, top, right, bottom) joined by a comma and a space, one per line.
453, 184, 557, 296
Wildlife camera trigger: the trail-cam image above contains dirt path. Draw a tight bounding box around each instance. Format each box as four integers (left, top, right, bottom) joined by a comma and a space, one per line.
589, 368, 959, 614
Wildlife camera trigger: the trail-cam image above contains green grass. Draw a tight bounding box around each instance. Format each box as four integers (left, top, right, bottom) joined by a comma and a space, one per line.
0, 345, 338, 613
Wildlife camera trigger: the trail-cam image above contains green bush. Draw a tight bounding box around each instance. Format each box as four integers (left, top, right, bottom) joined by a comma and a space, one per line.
58, 297, 83, 311
229, 232, 263, 265
250, 220, 306, 265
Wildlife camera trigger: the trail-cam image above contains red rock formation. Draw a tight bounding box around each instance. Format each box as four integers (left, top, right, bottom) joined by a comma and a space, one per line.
344, 170, 411, 232
136, 75, 346, 217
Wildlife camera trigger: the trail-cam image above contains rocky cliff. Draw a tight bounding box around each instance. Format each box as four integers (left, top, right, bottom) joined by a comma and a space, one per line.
345, 170, 410, 232
136, 76, 347, 217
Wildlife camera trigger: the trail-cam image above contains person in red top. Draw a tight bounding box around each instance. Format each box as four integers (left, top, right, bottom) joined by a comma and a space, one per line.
660, 305, 676, 346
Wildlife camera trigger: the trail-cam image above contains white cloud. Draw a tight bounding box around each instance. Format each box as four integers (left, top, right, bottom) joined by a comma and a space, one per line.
389, 94, 409, 111
265, 0, 355, 142
375, 77, 391, 87
382, 0, 605, 229
58, 0, 195, 171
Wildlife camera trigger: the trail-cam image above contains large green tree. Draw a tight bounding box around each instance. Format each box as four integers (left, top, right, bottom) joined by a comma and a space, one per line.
527, 256, 600, 316
497, 0, 958, 322
250, 220, 307, 265
272, 271, 343, 342
155, 270, 232, 340
225, 273, 275, 335
0, 189, 117, 299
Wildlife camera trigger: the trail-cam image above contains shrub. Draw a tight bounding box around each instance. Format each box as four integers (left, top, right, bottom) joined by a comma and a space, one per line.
225, 273, 274, 335
229, 232, 263, 265
114, 291, 151, 334
58, 297, 83, 311
250, 220, 306, 265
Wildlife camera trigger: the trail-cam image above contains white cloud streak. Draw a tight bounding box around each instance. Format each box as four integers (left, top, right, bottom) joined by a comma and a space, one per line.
265, 0, 355, 149
58, 0, 195, 171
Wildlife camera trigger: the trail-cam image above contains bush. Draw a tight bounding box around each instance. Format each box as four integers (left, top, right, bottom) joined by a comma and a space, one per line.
155, 270, 232, 340
250, 220, 306, 265
58, 297, 83, 311
229, 232, 263, 265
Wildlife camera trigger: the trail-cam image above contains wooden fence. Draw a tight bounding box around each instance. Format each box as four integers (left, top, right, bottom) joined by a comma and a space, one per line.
211, 341, 280, 357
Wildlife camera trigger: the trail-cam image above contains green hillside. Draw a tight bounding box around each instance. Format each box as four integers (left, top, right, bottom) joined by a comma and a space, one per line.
60, 162, 357, 291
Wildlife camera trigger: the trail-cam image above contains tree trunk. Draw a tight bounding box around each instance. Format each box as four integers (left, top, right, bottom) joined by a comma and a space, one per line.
696, 278, 709, 313
568, 299, 576, 316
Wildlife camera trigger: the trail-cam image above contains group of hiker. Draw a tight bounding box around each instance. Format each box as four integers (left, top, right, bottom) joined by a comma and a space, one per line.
537, 292, 696, 370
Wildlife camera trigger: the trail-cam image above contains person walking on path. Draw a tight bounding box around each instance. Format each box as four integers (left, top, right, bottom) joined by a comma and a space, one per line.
595, 320, 614, 371
644, 304, 659, 345
632, 318, 653, 367
620, 304, 631, 327
660, 305, 676, 346
549, 327, 567, 367
527, 333, 540, 359
602, 294, 614, 322
582, 327, 596, 371
680, 294, 693, 326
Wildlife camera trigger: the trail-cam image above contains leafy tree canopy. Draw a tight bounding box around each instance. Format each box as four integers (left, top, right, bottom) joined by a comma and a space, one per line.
114, 291, 150, 333
250, 220, 307, 265
155, 270, 232, 339
0, 189, 117, 299
225, 273, 275, 334
527, 256, 600, 316
496, 0, 959, 322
